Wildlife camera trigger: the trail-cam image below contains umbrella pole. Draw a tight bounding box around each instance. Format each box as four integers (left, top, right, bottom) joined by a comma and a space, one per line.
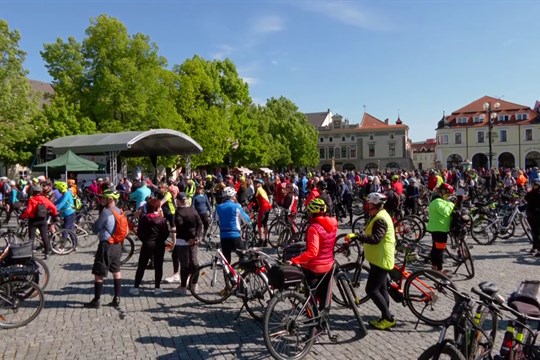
46, 165, 48, 179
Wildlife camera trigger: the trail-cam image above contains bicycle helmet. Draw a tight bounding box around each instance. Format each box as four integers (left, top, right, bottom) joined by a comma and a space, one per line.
366, 192, 387, 206
102, 189, 120, 200
55, 181, 68, 193
31, 185, 42, 194
391, 175, 399, 181
367, 176, 374, 181
382, 179, 391, 186
306, 198, 327, 215
67, 179, 76, 186
222, 186, 237, 199
440, 183, 455, 195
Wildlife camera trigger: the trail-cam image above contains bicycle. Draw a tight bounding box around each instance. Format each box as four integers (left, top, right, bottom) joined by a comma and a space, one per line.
445, 230, 475, 279
333, 236, 458, 326
188, 240, 275, 321
263, 262, 368, 360
418, 281, 499, 360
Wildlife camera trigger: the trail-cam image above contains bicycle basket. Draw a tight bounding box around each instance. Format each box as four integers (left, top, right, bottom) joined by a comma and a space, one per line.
508, 280, 540, 317
8, 241, 33, 259
282, 243, 306, 261
267, 264, 304, 289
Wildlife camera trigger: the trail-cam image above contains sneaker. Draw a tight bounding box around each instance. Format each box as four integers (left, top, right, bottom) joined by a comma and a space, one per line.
173, 286, 188, 295
83, 298, 101, 309
154, 288, 163, 295
163, 273, 180, 284
129, 287, 140, 296
369, 318, 396, 330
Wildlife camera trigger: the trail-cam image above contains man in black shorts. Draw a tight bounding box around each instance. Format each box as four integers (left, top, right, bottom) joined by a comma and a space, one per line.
84, 190, 123, 309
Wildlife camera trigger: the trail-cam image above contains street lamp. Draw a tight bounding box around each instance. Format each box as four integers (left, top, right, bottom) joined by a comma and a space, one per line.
483, 101, 500, 170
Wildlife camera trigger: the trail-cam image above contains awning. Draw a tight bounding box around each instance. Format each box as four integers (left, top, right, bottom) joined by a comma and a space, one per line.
259, 167, 273, 174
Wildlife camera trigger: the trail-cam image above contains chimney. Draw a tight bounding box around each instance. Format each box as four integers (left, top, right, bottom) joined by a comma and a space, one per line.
384, 118, 389, 125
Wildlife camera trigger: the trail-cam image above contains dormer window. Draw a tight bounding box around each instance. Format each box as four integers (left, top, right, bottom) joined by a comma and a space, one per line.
473, 115, 484, 123
369, 134, 374, 141
498, 114, 509, 122
389, 133, 394, 140
333, 119, 341, 129
517, 113, 528, 121
456, 117, 468, 124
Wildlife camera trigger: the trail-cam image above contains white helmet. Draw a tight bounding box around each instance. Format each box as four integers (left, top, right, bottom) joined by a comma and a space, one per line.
367, 176, 374, 181
366, 192, 387, 206
223, 186, 237, 199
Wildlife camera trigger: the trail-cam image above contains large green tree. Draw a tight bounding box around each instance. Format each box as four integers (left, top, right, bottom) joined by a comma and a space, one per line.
0, 20, 39, 165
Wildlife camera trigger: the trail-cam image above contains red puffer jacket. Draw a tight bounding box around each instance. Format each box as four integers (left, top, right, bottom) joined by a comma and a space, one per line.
291, 215, 337, 274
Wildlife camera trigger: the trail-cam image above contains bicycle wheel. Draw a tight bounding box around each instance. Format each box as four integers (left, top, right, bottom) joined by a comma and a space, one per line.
267, 221, 287, 248
333, 234, 362, 266
263, 290, 316, 360
50, 229, 77, 255
520, 216, 533, 243
470, 217, 497, 245
32, 257, 50, 290
276, 227, 294, 259
75, 221, 98, 248
409, 215, 427, 240
468, 304, 498, 359
459, 239, 475, 279
334, 274, 368, 338
120, 236, 135, 265
241, 270, 272, 321
403, 269, 457, 326
396, 217, 423, 242
417, 343, 466, 360
351, 216, 365, 234
189, 262, 234, 304
498, 221, 515, 240
332, 262, 370, 307
0, 279, 44, 329
445, 234, 460, 262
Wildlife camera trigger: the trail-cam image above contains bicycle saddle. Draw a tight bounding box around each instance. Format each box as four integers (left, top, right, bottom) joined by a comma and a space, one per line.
479, 281, 499, 296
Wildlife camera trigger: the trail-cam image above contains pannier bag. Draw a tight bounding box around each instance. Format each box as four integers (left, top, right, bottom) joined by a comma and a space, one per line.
282, 243, 306, 262
267, 264, 304, 290
8, 242, 33, 259
508, 280, 540, 317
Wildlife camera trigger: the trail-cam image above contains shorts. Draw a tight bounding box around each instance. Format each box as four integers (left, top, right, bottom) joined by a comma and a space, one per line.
92, 242, 122, 277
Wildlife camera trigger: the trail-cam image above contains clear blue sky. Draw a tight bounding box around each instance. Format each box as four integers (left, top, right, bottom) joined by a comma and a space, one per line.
2, 0, 539, 142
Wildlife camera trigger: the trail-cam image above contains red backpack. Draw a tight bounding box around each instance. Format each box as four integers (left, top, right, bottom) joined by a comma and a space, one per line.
107, 209, 130, 244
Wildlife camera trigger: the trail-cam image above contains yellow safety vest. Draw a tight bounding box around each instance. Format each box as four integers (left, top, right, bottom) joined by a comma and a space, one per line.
364, 209, 395, 270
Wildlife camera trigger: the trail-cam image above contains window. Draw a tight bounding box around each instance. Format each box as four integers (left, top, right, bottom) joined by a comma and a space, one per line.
368, 144, 375, 157
498, 114, 509, 122
329, 137, 333, 142
320, 137, 324, 143
389, 143, 395, 157
526, 129, 533, 141
455, 133, 462, 144
369, 134, 374, 141
349, 146, 356, 159
443, 135, 449, 144
342, 136, 346, 142
478, 131, 484, 143
517, 113, 528, 121
334, 147, 340, 159
319, 148, 325, 159
341, 146, 347, 158
389, 133, 394, 140
351, 136, 355, 141
328, 147, 334, 158
456, 117, 468, 124
500, 129, 507, 142
473, 115, 484, 123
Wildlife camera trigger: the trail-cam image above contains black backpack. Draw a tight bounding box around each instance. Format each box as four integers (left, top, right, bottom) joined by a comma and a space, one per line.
34, 203, 48, 220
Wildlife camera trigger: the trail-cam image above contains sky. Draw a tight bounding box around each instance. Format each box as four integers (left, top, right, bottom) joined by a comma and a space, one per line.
2, 0, 540, 142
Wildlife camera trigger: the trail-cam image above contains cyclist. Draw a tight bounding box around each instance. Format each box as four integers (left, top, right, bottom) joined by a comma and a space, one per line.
427, 183, 455, 274
525, 179, 540, 255
254, 179, 272, 244
54, 181, 76, 236
347, 192, 396, 330
290, 198, 337, 313
216, 187, 251, 265
316, 180, 333, 211
84, 190, 123, 309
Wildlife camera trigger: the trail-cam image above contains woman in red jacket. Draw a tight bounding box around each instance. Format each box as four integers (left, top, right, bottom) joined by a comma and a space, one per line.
290, 198, 338, 310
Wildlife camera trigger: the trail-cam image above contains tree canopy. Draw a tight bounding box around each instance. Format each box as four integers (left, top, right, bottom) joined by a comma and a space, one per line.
1, 15, 319, 170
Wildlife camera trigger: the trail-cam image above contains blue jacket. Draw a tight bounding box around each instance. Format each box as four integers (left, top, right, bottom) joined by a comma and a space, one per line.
55, 191, 76, 218
192, 193, 211, 216
216, 200, 250, 239
130, 185, 152, 209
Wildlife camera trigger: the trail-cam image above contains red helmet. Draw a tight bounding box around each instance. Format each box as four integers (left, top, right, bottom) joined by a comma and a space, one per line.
440, 183, 455, 195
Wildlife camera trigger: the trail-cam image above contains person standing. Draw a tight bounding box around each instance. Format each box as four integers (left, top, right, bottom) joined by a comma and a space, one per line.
254, 179, 272, 244
173, 193, 203, 295
192, 185, 212, 240
130, 198, 169, 295
347, 192, 396, 329
54, 181, 76, 236
84, 190, 124, 309
20, 185, 59, 258
426, 183, 455, 274
525, 179, 540, 255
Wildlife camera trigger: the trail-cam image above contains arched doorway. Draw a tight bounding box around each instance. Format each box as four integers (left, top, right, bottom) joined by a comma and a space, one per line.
321, 164, 332, 173
525, 151, 540, 168
446, 154, 462, 169
365, 162, 378, 174
472, 153, 488, 170
386, 162, 400, 172
343, 163, 355, 171
498, 152, 515, 169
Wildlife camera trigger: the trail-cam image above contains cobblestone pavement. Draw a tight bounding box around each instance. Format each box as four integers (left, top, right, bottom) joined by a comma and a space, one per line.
1, 226, 538, 360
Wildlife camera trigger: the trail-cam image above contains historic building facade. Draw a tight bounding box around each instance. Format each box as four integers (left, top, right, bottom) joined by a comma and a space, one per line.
412, 139, 437, 171
435, 96, 540, 170
307, 111, 414, 172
